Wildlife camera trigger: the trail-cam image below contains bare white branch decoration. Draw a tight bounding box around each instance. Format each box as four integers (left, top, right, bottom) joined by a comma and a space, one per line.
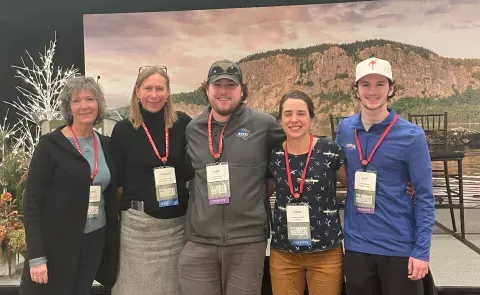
6, 32, 79, 124
2, 33, 79, 167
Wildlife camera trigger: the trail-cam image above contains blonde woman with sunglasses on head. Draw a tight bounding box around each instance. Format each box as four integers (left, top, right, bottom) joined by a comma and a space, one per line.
110, 66, 193, 295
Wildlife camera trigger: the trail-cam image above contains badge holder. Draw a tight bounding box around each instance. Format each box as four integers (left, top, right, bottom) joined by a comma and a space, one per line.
354, 169, 377, 214
87, 185, 101, 219
154, 166, 179, 207
206, 162, 231, 205
286, 203, 312, 246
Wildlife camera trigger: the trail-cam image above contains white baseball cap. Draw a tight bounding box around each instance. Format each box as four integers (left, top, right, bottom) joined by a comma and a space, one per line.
355, 57, 393, 82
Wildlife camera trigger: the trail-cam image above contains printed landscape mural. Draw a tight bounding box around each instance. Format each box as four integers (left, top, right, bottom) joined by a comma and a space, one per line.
84, 0, 480, 206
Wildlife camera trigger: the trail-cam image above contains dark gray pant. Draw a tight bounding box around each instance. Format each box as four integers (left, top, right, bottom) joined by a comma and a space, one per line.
344, 250, 424, 295
178, 240, 267, 295
72, 226, 106, 295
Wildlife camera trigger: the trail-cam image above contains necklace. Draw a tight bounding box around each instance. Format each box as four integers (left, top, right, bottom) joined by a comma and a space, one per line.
78, 137, 93, 152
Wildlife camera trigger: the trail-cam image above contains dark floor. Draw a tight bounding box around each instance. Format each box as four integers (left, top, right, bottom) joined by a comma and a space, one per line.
1, 285, 480, 295
3, 209, 479, 295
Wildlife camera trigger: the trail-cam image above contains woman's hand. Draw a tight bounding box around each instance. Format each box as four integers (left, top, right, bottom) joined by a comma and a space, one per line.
406, 182, 415, 198
30, 263, 48, 284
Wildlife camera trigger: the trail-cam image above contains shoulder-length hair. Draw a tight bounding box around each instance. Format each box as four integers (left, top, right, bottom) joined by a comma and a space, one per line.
129, 66, 177, 129
58, 76, 107, 125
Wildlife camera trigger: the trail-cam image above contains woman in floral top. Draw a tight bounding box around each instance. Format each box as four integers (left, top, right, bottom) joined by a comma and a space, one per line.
267, 90, 347, 295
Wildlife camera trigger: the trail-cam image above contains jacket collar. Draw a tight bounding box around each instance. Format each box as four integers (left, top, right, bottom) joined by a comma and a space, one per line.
196, 103, 248, 138
352, 108, 396, 130
48, 125, 107, 158
196, 102, 247, 125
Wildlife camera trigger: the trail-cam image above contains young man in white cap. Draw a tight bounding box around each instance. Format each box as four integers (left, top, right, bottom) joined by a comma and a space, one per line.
335, 57, 435, 295
178, 59, 284, 295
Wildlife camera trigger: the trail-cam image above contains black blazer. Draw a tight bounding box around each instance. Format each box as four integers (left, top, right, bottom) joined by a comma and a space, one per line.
19, 127, 119, 295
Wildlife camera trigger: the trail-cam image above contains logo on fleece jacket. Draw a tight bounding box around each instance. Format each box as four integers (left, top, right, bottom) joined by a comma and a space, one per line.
235, 128, 251, 140
345, 143, 356, 150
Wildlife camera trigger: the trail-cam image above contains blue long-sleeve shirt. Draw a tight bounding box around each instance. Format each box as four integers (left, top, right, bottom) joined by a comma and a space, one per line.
336, 109, 435, 261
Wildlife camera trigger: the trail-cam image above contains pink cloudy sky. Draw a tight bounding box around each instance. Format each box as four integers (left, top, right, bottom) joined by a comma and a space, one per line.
83, 0, 480, 108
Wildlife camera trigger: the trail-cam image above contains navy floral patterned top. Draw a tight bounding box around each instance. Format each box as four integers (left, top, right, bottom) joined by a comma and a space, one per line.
268, 138, 345, 253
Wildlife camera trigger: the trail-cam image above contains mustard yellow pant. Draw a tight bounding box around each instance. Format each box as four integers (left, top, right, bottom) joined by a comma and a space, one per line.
270, 246, 344, 295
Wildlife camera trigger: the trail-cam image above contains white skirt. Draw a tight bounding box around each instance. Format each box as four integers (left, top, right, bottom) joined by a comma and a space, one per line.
111, 209, 186, 295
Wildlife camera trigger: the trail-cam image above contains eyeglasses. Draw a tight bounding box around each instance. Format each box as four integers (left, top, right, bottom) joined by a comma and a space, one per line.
138, 65, 168, 74
208, 65, 239, 78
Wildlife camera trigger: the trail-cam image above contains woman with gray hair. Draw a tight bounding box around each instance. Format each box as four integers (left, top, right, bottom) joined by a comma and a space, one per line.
20, 76, 120, 295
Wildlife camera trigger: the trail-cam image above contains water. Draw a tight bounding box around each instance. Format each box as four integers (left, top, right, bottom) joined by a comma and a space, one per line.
314, 122, 480, 208
431, 149, 480, 208
316, 122, 480, 138
449, 123, 480, 132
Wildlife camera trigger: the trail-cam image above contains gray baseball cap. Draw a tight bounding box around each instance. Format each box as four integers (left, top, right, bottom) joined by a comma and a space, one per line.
207, 59, 243, 85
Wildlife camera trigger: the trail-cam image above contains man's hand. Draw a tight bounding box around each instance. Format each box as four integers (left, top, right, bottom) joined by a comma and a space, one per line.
406, 182, 415, 198
408, 257, 428, 280
30, 263, 48, 284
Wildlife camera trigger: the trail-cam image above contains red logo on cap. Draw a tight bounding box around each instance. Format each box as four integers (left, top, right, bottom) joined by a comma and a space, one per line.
369, 59, 376, 70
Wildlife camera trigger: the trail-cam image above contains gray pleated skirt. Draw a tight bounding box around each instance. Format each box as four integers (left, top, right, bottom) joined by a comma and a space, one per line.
111, 209, 186, 295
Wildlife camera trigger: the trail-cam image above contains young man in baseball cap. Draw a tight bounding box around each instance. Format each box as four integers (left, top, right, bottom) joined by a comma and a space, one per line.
178, 59, 285, 295
335, 57, 435, 294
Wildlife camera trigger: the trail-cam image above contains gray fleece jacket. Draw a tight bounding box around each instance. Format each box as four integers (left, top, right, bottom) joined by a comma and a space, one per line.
185, 103, 285, 245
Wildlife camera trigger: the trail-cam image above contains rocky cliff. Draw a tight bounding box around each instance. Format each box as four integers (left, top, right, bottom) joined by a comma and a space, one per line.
237, 41, 480, 117
168, 39, 480, 136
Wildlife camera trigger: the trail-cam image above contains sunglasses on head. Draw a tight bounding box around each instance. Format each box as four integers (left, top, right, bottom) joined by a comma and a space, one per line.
138, 65, 168, 74
208, 65, 240, 78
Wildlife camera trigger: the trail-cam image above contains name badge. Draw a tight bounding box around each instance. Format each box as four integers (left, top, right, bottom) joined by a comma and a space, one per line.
88, 185, 101, 218
286, 204, 312, 246
354, 171, 377, 214
206, 162, 230, 205
154, 167, 178, 207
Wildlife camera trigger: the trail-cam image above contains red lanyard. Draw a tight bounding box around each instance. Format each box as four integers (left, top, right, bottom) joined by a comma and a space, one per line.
354, 114, 398, 168
142, 123, 169, 165
284, 135, 314, 199
69, 126, 98, 181
208, 110, 227, 162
